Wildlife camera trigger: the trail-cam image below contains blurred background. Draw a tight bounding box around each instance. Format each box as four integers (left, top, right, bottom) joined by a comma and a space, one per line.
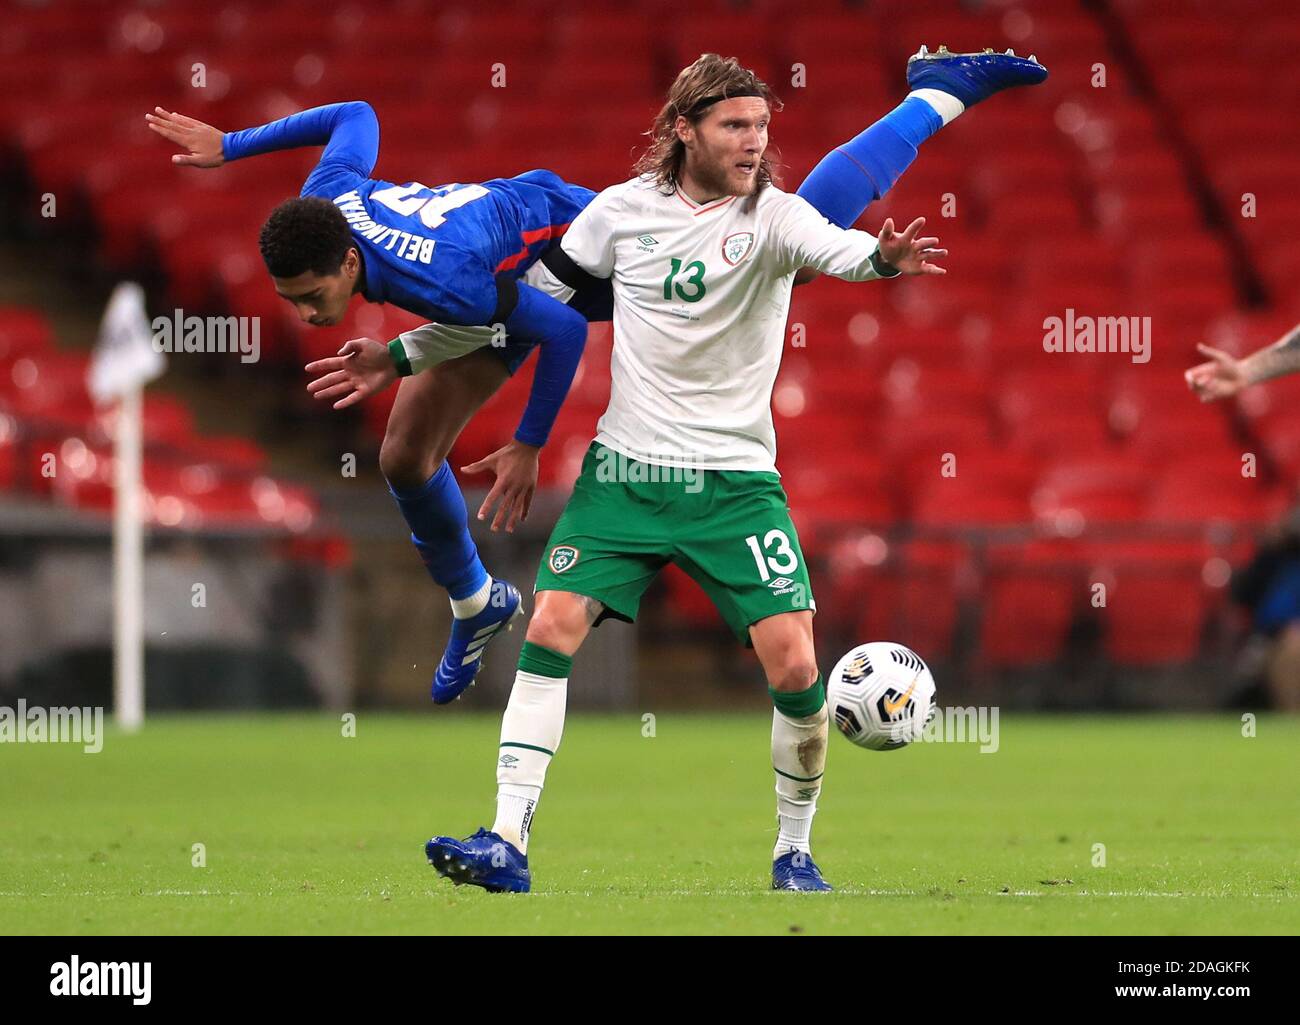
2, 0, 1298, 715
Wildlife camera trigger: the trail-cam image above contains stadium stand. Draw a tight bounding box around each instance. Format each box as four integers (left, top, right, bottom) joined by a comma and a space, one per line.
2, 0, 1291, 672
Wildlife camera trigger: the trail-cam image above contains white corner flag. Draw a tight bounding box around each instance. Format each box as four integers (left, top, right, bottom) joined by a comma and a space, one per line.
88, 283, 165, 732
89, 283, 164, 404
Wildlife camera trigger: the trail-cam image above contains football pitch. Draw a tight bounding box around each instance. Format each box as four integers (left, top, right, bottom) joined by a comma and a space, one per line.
1, 713, 1297, 935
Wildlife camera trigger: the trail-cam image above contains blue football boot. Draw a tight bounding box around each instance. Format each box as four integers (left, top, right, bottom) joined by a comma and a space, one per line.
772, 850, 834, 892
432, 578, 523, 705
426, 828, 531, 893
906, 45, 1047, 106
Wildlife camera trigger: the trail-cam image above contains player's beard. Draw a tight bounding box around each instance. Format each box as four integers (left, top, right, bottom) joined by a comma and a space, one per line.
692, 147, 761, 199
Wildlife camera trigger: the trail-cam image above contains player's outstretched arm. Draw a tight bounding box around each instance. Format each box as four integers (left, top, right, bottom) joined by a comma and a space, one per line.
874, 217, 947, 275
774, 195, 945, 282
304, 338, 398, 410
1185, 323, 1300, 402
791, 216, 944, 286
459, 282, 588, 533
145, 108, 225, 167
304, 322, 508, 405
150, 101, 379, 192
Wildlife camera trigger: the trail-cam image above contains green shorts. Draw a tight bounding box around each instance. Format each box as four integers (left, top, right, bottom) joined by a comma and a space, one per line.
535, 443, 815, 645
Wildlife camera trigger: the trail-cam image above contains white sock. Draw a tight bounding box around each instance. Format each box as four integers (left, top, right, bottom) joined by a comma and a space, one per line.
491, 667, 567, 854
776, 807, 813, 854
907, 87, 965, 126
450, 575, 492, 619
494, 785, 540, 853
772, 703, 828, 858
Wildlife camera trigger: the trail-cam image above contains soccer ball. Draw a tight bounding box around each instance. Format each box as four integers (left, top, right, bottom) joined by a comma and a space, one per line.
827, 641, 937, 751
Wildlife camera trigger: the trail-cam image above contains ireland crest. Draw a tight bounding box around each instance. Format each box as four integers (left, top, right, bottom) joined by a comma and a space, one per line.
722, 231, 755, 266
549, 545, 580, 573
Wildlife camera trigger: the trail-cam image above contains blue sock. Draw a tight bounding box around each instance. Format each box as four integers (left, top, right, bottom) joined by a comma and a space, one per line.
796, 96, 944, 228
388, 462, 488, 600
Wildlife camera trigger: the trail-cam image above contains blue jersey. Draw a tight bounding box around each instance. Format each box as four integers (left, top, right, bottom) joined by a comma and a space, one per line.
324, 169, 592, 324
223, 102, 595, 326
221, 101, 594, 446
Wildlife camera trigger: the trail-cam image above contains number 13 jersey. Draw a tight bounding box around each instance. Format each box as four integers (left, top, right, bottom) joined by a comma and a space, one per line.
559, 176, 893, 473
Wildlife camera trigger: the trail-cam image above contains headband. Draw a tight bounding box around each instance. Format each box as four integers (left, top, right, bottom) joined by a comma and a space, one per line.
681, 89, 767, 118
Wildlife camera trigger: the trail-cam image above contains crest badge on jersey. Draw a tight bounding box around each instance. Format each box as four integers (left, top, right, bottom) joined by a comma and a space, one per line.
549, 545, 580, 574
722, 231, 755, 266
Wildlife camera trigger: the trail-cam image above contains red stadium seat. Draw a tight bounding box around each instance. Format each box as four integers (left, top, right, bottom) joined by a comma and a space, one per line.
782, 456, 898, 536
664, 14, 779, 82
1144, 457, 1283, 526
912, 478, 1032, 528
854, 540, 970, 660
1031, 456, 1152, 531
0, 427, 16, 492
4, 352, 93, 425
659, 563, 725, 632
89, 394, 196, 448
1122, 411, 1240, 463
1106, 371, 1207, 436
981, 541, 1084, 667
0, 308, 54, 363
167, 435, 268, 473
1088, 539, 1218, 666
881, 361, 990, 418
1008, 413, 1117, 460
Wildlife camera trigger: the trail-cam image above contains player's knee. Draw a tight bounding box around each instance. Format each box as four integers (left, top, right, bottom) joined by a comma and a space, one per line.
525, 595, 589, 655
379, 430, 436, 491
764, 650, 819, 693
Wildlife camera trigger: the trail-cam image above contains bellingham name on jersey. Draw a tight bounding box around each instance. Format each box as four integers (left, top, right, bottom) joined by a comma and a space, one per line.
316, 172, 592, 326
332, 187, 437, 266
221, 100, 593, 327
219, 100, 596, 446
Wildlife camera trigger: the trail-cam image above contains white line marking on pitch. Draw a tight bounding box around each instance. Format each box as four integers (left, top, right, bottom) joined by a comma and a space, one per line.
0, 888, 1291, 900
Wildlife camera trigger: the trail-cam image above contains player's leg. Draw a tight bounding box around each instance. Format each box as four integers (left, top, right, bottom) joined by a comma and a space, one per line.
672, 469, 832, 891
426, 443, 669, 891
422, 591, 602, 895
486, 589, 604, 857
796, 47, 1048, 229
749, 609, 830, 890
380, 347, 506, 487
1265, 623, 1300, 711
378, 347, 524, 703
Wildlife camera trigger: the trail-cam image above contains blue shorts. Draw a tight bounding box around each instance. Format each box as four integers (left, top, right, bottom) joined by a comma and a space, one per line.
483, 169, 612, 377
489, 261, 614, 377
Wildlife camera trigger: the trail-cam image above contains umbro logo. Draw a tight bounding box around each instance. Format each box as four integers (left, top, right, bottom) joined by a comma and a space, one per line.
768, 576, 794, 590
636, 234, 659, 246
498, 753, 519, 767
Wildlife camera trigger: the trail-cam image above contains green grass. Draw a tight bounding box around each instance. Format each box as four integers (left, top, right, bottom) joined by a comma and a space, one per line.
1, 712, 1297, 934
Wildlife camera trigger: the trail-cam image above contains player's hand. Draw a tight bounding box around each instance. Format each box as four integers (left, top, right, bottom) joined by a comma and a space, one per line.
460, 440, 539, 534
876, 217, 947, 276
304, 338, 398, 409
1184, 343, 1248, 402
145, 107, 225, 168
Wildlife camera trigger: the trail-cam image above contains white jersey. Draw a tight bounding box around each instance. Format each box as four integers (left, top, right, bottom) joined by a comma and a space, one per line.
561, 176, 889, 472
390, 176, 890, 472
